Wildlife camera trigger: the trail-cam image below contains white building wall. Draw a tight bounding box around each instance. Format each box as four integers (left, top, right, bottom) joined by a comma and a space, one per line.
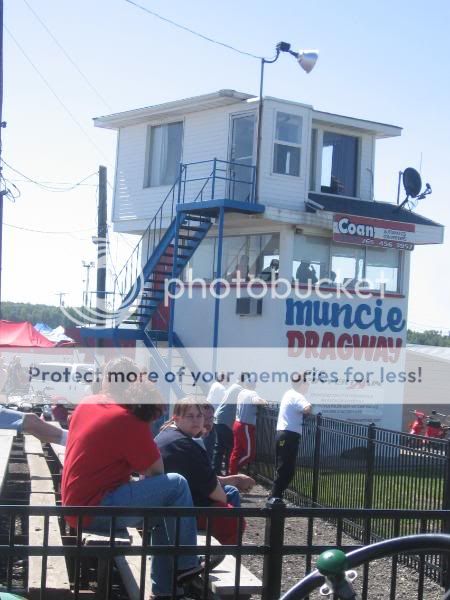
112, 103, 257, 232
257, 99, 312, 211
358, 133, 375, 201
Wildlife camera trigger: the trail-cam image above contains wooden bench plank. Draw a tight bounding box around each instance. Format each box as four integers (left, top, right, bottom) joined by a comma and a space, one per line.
29, 493, 72, 599
114, 527, 151, 600
24, 434, 45, 456
26, 443, 72, 599
27, 454, 56, 494
197, 534, 262, 596
50, 442, 65, 466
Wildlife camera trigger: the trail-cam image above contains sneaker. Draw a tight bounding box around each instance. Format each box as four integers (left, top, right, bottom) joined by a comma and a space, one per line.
176, 563, 204, 585
200, 554, 226, 572
176, 555, 225, 585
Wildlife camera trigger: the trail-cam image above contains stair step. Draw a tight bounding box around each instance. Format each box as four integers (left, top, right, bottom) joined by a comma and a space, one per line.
137, 300, 162, 308
177, 233, 203, 241
162, 253, 191, 260
178, 224, 209, 233
168, 242, 197, 250
184, 215, 212, 224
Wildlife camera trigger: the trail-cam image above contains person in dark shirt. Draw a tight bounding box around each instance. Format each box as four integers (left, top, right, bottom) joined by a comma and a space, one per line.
155, 398, 245, 544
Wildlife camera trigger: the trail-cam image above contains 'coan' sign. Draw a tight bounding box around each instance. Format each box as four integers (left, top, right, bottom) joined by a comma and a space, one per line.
333, 214, 415, 250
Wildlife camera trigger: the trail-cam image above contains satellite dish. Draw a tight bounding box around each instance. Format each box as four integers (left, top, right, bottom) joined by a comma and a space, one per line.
396, 167, 432, 212
403, 167, 422, 198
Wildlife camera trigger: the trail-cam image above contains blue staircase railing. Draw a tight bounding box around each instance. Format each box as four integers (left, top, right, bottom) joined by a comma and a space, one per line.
112, 159, 256, 324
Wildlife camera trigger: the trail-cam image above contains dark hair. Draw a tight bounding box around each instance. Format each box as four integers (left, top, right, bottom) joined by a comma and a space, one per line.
121, 380, 166, 422
101, 357, 166, 422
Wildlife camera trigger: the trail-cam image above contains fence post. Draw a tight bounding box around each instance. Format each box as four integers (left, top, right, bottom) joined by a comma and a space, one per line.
311, 413, 322, 506
364, 423, 376, 510
441, 440, 450, 589
262, 498, 286, 600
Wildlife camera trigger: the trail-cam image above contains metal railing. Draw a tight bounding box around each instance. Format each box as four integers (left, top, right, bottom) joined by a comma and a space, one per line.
110, 159, 257, 320
254, 410, 450, 512
253, 409, 450, 584
1, 504, 449, 599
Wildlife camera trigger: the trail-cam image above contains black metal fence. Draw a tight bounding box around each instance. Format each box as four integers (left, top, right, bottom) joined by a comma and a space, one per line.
254, 409, 450, 512
1, 504, 450, 600
253, 409, 450, 587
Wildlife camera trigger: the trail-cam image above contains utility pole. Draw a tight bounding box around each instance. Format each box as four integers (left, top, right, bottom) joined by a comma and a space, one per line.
55, 292, 67, 307
95, 166, 107, 324
0, 0, 5, 319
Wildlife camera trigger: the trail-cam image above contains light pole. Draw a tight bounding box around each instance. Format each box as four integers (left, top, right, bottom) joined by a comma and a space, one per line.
82, 261, 95, 307
255, 42, 318, 202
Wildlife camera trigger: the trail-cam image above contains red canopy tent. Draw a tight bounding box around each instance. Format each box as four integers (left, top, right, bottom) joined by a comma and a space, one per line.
0, 321, 56, 347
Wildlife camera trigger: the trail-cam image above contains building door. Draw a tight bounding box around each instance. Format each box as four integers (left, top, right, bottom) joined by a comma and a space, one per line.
229, 113, 256, 202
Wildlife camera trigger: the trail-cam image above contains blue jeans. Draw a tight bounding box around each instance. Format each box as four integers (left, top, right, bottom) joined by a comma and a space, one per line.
223, 485, 241, 507
89, 473, 199, 597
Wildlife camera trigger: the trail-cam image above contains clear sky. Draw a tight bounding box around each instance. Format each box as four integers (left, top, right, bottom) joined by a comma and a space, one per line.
2, 0, 449, 331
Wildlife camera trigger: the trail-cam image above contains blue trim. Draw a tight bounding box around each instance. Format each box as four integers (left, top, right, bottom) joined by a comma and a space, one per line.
213, 206, 225, 352
79, 327, 144, 340
142, 330, 184, 399
168, 212, 182, 348
177, 198, 265, 215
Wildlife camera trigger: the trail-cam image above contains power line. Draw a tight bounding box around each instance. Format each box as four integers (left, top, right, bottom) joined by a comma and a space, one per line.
4, 25, 111, 163
2, 159, 97, 192
9, 178, 97, 187
4, 223, 96, 234
123, 0, 261, 60
22, 0, 114, 111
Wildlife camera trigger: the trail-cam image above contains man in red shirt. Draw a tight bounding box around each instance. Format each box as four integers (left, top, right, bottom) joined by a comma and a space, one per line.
62, 357, 206, 600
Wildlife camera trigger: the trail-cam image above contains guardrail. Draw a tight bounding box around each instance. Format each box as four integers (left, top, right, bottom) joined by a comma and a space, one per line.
1, 504, 449, 599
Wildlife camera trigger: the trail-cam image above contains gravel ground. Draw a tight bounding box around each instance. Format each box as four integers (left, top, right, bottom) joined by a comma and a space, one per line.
240, 484, 444, 599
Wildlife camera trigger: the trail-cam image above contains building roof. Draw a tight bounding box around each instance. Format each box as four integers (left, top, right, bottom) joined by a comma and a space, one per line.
94, 90, 255, 129
308, 192, 444, 228
94, 90, 401, 138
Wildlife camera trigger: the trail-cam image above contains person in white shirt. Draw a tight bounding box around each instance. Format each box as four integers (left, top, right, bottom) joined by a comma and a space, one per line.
270, 372, 312, 499
206, 373, 228, 410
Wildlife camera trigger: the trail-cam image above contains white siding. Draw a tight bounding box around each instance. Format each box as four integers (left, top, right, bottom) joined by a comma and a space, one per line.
113, 103, 257, 232
359, 133, 375, 201
258, 99, 312, 211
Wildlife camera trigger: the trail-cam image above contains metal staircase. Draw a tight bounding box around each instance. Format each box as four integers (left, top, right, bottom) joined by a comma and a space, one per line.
120, 212, 213, 327
80, 159, 264, 397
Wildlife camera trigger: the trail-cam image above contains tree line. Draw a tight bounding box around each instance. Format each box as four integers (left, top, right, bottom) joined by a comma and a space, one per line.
1, 301, 449, 347
0, 302, 80, 329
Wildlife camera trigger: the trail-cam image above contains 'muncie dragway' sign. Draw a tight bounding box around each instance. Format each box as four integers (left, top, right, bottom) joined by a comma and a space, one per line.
333, 213, 415, 250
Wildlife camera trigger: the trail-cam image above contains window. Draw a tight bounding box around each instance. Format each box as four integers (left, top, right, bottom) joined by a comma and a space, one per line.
222, 233, 279, 280
365, 247, 399, 292
145, 121, 183, 187
321, 132, 358, 196
186, 234, 280, 282
291, 234, 402, 291
273, 112, 302, 177
293, 234, 330, 282
331, 244, 365, 287
185, 238, 216, 281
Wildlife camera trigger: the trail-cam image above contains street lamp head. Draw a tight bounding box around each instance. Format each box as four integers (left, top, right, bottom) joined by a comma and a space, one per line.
273, 42, 319, 73
293, 49, 319, 74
